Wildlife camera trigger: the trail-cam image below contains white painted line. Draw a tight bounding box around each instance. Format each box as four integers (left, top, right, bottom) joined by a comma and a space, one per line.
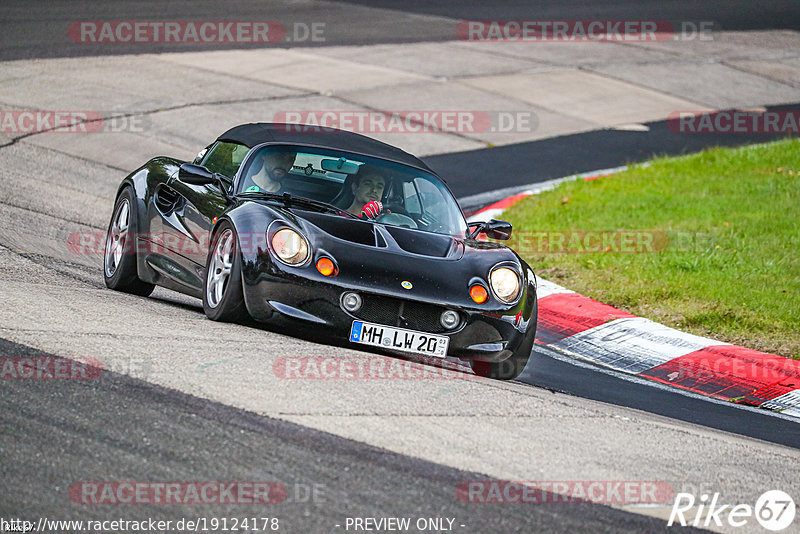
466, 208, 506, 223
550, 317, 723, 374
762, 389, 800, 416
535, 278, 574, 299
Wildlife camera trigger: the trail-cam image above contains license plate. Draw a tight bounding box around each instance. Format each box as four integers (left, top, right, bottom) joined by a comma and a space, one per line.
349, 320, 449, 358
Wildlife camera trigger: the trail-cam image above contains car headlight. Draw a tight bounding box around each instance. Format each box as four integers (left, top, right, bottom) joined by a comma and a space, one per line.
490, 267, 520, 303
271, 228, 309, 265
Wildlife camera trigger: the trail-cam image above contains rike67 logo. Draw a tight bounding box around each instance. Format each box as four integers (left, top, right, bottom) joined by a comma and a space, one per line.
669, 490, 795, 531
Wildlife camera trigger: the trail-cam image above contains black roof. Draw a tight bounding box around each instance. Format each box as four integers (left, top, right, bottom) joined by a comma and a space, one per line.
217, 123, 433, 172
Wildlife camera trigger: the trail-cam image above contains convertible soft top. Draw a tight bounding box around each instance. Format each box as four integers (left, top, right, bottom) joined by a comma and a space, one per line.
217, 123, 433, 172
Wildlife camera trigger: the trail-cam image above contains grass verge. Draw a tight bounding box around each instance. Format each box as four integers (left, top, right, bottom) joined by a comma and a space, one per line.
502, 138, 800, 359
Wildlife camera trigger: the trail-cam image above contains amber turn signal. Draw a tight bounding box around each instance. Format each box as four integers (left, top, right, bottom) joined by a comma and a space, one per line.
316, 257, 336, 276
469, 284, 488, 304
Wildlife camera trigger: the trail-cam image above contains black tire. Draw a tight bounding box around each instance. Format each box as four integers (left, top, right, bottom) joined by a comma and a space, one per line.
202, 222, 249, 322
471, 349, 531, 381
472, 315, 537, 380
103, 186, 155, 297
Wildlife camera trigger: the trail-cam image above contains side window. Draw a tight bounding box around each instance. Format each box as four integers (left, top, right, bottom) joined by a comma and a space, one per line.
193, 145, 210, 164
200, 141, 249, 180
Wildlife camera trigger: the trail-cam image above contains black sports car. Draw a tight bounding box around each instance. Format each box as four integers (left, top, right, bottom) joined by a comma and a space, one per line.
104, 123, 537, 379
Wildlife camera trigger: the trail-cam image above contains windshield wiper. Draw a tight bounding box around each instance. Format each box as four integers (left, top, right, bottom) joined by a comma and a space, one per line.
238, 191, 358, 218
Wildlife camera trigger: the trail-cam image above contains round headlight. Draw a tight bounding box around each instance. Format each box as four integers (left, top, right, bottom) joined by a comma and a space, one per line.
271, 228, 309, 265
490, 267, 520, 303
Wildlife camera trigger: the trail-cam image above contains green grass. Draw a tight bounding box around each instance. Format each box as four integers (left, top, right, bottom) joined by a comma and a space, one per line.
502, 138, 800, 359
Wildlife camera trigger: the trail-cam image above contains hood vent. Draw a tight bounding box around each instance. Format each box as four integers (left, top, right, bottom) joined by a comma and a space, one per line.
385, 226, 454, 258
297, 210, 459, 258
298, 211, 378, 247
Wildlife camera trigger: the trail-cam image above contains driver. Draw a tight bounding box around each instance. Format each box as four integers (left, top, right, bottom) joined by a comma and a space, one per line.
244, 148, 296, 193
347, 169, 386, 218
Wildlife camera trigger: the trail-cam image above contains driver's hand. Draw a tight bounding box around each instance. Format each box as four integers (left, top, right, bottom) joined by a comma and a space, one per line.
360, 201, 383, 219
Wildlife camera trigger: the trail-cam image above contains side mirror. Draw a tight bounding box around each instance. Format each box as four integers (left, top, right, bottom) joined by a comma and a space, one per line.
178, 164, 232, 196
468, 219, 513, 240
179, 163, 215, 185
485, 219, 513, 240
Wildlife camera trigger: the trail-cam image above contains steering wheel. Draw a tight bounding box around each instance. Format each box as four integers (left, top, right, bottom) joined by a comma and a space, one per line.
384, 204, 411, 217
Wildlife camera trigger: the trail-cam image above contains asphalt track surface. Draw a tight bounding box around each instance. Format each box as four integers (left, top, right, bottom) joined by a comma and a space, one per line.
0, 338, 706, 534
2, 2, 800, 533
340, 1, 800, 33
2, 0, 799, 60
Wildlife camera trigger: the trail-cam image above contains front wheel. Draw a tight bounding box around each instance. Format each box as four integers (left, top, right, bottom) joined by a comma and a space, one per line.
103, 187, 155, 297
471, 349, 531, 381
472, 318, 536, 380
203, 222, 249, 322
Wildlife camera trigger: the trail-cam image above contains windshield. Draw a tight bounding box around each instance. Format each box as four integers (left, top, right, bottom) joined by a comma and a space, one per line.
237, 144, 467, 237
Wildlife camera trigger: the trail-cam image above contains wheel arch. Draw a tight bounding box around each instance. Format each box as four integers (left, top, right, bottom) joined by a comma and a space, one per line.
114, 157, 183, 285
209, 202, 281, 320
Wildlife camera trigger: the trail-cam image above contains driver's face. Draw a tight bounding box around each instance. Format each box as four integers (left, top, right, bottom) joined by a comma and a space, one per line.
352, 174, 385, 205
262, 152, 295, 180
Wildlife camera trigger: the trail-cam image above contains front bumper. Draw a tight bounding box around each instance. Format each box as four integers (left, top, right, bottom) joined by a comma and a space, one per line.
241, 273, 536, 363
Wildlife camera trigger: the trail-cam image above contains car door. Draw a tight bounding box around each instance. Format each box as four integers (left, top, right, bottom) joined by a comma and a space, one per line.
153, 141, 248, 290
